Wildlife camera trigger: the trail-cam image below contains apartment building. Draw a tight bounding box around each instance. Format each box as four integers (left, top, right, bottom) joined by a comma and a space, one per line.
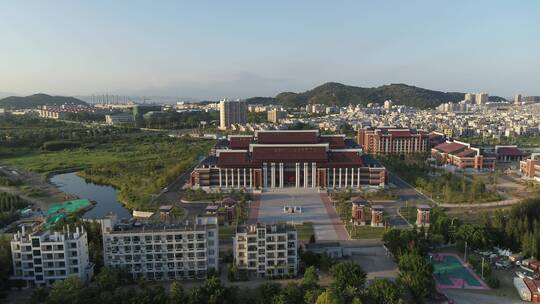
357, 127, 429, 154
10, 226, 93, 287
267, 109, 286, 123
102, 216, 219, 281
219, 98, 247, 130
520, 154, 540, 183
234, 223, 297, 278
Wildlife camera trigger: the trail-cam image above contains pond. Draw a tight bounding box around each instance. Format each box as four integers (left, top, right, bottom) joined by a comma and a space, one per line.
49, 172, 132, 219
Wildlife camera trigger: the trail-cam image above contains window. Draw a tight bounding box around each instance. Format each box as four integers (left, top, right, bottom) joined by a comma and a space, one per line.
31, 238, 40, 248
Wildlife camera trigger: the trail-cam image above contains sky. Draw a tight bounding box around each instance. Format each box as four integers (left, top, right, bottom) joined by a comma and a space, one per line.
0, 0, 539, 100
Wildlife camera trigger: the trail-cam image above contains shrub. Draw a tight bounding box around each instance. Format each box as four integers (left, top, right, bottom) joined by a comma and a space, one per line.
486, 276, 500, 288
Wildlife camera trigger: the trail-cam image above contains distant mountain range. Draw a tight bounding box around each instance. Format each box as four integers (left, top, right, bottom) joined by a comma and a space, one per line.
247, 82, 506, 108
0, 94, 88, 110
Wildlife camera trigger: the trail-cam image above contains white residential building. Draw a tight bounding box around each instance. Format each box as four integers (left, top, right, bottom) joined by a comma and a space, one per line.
234, 223, 297, 278
102, 216, 219, 281
10, 226, 93, 287
219, 98, 247, 130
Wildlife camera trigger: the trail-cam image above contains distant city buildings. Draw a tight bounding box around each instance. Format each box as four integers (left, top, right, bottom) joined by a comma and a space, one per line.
190, 130, 387, 190
464, 92, 489, 105
101, 215, 219, 281
233, 223, 298, 278
431, 140, 496, 170
515, 94, 523, 105
267, 109, 286, 123
383, 100, 393, 110
357, 127, 429, 154
38, 105, 107, 120
219, 98, 247, 130
10, 226, 94, 288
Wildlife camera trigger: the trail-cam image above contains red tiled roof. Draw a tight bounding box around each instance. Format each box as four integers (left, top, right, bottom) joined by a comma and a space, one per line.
252, 146, 327, 162
319, 136, 346, 149
328, 151, 363, 166
434, 142, 467, 154
229, 136, 252, 149
217, 152, 251, 167
496, 147, 528, 157
457, 149, 477, 157
257, 131, 318, 144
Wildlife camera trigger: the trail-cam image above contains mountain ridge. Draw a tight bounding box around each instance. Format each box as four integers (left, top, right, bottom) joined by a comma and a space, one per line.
0, 93, 88, 109
247, 82, 506, 108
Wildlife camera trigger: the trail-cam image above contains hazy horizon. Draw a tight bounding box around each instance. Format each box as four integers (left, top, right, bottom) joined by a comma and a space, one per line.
1, 0, 539, 99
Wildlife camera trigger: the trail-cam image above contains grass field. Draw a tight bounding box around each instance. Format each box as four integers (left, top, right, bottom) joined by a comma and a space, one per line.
0, 132, 214, 211
295, 222, 314, 242
399, 206, 417, 225
348, 224, 387, 239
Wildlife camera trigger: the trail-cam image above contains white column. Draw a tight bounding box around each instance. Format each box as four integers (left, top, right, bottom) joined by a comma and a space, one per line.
243, 168, 247, 188
225, 169, 229, 187
350, 167, 354, 187
237, 168, 241, 188
311, 163, 316, 188
357, 168, 361, 188
339, 168, 342, 188
263, 163, 268, 188
295, 163, 300, 188
232, 168, 235, 187
249, 169, 253, 188
333, 168, 336, 188
279, 163, 284, 188
345, 168, 348, 187
219, 168, 222, 188
271, 162, 276, 188
304, 163, 308, 188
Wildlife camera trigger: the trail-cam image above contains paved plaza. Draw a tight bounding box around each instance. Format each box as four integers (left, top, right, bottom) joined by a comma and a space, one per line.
249, 188, 349, 241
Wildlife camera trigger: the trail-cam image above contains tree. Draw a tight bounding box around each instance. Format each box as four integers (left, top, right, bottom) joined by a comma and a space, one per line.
257, 282, 282, 304
169, 281, 188, 304
304, 289, 323, 304
329, 261, 366, 302
397, 252, 434, 300
315, 291, 342, 304
0, 236, 12, 291
302, 266, 319, 289
46, 276, 84, 304
95, 267, 120, 292
367, 279, 403, 304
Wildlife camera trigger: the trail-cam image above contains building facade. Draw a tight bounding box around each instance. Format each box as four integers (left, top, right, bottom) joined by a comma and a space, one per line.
190, 130, 387, 190
10, 226, 93, 287
102, 216, 219, 281
105, 112, 134, 125
357, 127, 429, 154
234, 223, 297, 278
520, 154, 540, 183
431, 140, 496, 170
267, 109, 286, 123
219, 98, 247, 130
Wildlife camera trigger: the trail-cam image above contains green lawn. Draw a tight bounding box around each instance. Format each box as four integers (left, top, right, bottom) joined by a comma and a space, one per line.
399, 206, 417, 225
347, 224, 387, 239
296, 222, 314, 242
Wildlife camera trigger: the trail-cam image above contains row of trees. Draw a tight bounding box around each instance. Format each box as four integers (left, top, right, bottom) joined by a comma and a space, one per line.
30, 261, 409, 304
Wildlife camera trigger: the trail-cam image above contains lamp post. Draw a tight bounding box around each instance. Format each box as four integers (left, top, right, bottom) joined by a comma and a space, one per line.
464, 241, 468, 264
481, 257, 485, 279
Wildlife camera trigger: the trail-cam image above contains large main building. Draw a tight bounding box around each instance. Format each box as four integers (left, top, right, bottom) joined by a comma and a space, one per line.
190, 130, 387, 190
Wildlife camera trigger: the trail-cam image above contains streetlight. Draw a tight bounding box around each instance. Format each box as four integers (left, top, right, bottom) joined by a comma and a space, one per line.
464, 241, 468, 264
481, 256, 485, 279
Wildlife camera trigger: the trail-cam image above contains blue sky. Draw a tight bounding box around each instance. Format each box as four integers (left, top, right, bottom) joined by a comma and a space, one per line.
0, 0, 539, 99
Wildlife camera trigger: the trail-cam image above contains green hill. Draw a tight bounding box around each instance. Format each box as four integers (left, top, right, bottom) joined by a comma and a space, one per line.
0, 93, 88, 109
247, 82, 505, 108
